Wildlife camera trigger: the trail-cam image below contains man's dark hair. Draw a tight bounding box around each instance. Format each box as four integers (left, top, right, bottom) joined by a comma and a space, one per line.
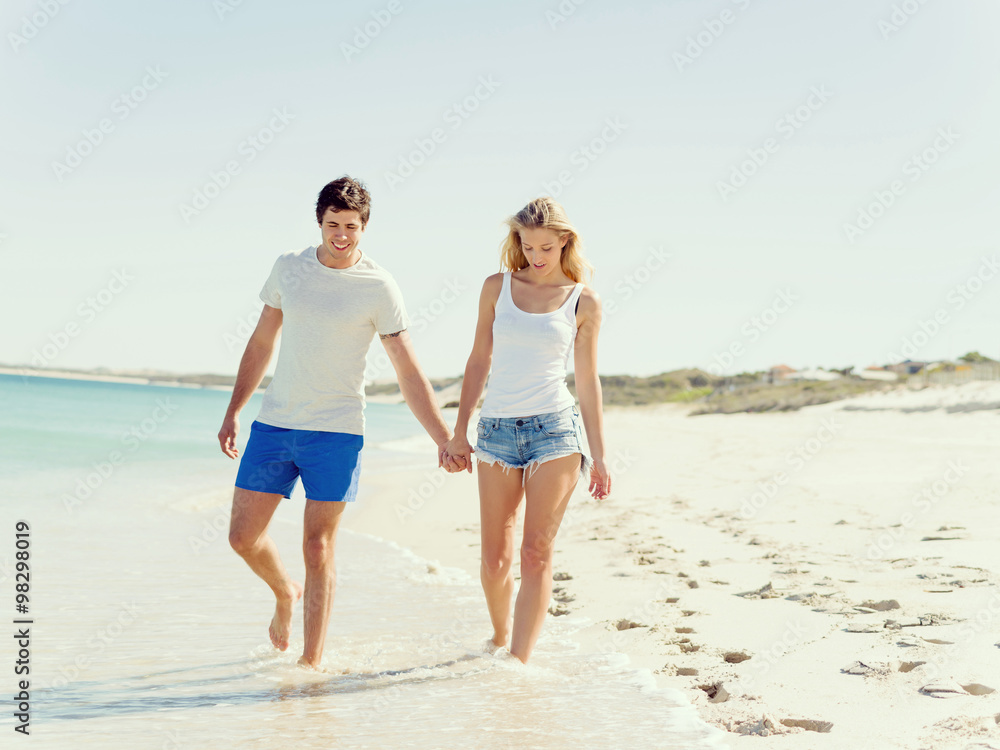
315, 176, 372, 226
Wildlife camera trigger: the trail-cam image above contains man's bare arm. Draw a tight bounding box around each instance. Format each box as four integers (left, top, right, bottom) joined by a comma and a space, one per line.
218, 305, 283, 458
380, 330, 454, 459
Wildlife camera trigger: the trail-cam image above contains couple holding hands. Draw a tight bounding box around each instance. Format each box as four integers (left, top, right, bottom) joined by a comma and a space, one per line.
218, 176, 610, 668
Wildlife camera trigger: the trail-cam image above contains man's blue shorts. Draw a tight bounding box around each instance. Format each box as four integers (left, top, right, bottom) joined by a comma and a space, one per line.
235, 420, 363, 502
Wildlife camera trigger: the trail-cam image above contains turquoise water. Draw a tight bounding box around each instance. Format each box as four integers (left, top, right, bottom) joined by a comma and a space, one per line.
0, 373, 425, 474
0, 373, 427, 509
0, 375, 725, 749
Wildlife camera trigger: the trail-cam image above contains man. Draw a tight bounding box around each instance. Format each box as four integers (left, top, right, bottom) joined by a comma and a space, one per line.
217, 175, 459, 670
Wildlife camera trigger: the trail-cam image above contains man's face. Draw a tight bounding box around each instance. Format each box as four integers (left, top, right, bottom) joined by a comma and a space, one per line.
319, 208, 365, 261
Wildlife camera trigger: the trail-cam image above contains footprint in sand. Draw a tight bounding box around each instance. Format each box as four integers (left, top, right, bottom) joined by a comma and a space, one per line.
614, 619, 645, 631
780, 718, 833, 733
673, 638, 699, 653
697, 682, 729, 703
860, 599, 900, 611
552, 587, 576, 604
842, 660, 891, 676
918, 682, 995, 698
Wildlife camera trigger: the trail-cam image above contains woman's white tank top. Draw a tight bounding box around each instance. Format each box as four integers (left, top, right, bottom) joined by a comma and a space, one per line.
479, 271, 584, 418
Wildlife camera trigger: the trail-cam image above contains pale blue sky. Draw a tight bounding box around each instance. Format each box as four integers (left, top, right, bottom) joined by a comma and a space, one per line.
1, 0, 998, 378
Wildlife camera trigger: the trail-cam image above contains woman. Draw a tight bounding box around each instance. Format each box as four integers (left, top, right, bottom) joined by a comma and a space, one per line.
443, 197, 611, 664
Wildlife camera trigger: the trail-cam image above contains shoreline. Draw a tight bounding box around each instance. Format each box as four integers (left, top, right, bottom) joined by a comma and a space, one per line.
0, 366, 238, 391
345, 383, 1000, 749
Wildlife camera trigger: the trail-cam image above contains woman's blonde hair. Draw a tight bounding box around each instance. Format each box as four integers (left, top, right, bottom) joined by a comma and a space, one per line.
499, 198, 594, 283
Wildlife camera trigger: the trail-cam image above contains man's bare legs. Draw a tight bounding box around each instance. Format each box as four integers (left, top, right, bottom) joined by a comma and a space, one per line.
509, 454, 579, 663
298, 499, 347, 669
228, 488, 303, 651
478, 462, 525, 651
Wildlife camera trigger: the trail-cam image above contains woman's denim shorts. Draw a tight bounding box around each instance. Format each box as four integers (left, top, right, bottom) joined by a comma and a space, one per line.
475, 405, 592, 484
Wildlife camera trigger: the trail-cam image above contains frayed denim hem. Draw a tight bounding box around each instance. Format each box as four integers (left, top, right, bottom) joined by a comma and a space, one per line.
476, 450, 592, 488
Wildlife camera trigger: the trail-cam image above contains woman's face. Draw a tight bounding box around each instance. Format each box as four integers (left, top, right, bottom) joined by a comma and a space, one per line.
519, 227, 567, 278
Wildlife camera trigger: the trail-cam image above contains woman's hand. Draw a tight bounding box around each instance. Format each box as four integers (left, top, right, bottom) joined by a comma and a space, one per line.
588, 457, 611, 499
441, 435, 475, 474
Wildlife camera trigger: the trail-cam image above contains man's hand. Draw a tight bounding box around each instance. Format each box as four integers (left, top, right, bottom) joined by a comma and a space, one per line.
218, 413, 240, 459
441, 435, 474, 474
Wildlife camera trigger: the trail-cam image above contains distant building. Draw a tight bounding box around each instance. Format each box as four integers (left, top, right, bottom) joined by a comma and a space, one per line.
858, 366, 898, 381
787, 368, 842, 382
768, 364, 796, 384
886, 360, 927, 375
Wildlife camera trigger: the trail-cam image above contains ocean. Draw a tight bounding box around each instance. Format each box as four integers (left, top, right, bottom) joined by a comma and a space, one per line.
0, 374, 724, 749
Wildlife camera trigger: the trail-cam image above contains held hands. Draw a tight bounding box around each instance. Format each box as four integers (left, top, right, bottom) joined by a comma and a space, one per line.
218, 413, 240, 459
588, 457, 612, 500
439, 435, 474, 474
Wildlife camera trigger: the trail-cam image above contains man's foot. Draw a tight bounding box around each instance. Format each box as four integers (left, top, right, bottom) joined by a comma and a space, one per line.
296, 656, 329, 672
269, 581, 303, 651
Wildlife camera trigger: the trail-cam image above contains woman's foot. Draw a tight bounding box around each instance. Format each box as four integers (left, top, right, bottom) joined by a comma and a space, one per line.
482, 636, 505, 655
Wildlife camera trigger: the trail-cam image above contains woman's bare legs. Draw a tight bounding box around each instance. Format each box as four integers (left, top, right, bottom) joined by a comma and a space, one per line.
478, 461, 525, 650
509, 454, 580, 663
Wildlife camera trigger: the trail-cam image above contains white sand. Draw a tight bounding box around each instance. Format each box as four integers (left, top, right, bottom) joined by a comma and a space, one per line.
345, 382, 1000, 749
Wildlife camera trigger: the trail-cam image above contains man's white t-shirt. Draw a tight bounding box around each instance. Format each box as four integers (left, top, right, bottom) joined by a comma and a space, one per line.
254, 247, 409, 435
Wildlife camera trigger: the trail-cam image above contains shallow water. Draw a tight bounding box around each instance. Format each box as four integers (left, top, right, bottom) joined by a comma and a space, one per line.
0, 375, 725, 748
